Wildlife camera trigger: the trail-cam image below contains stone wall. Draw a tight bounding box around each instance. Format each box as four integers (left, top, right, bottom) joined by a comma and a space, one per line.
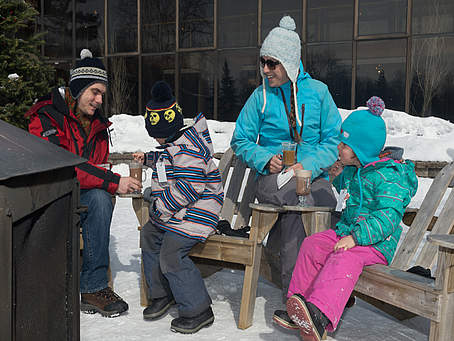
109, 152, 449, 180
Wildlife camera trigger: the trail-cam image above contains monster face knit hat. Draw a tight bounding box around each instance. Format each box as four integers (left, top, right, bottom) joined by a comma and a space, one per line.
144, 81, 184, 139
69, 49, 108, 99
340, 96, 387, 166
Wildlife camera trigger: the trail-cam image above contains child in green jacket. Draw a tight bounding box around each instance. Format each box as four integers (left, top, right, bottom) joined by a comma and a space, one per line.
276, 97, 418, 341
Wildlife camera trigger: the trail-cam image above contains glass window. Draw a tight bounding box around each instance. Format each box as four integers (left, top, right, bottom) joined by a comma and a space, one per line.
306, 43, 352, 109
141, 0, 176, 53
107, 56, 138, 115
179, 52, 215, 119
218, 49, 258, 121
51, 60, 72, 87
410, 37, 453, 122
413, 0, 454, 35
358, 0, 407, 36
219, 0, 257, 48
107, 0, 137, 53
262, 0, 301, 41
308, 0, 354, 42
355, 39, 406, 111
42, 0, 72, 58
76, 0, 104, 56
142, 55, 176, 111
179, 0, 214, 49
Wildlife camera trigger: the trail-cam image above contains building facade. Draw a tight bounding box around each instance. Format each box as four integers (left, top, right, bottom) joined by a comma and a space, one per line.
37, 0, 454, 122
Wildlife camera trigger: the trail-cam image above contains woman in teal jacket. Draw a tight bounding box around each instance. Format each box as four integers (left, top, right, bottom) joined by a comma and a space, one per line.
230, 16, 342, 300
231, 59, 341, 178
284, 97, 418, 341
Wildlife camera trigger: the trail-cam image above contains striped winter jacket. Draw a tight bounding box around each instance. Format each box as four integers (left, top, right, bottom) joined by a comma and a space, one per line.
333, 156, 418, 264
26, 87, 120, 194
143, 113, 224, 241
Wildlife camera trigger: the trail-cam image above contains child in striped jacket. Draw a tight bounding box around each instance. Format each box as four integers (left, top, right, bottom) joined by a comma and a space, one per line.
133, 81, 223, 334
274, 97, 418, 341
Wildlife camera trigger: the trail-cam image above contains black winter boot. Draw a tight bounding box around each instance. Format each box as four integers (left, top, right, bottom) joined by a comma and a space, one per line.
286, 294, 329, 341
272, 309, 298, 330
170, 307, 214, 334
143, 296, 175, 320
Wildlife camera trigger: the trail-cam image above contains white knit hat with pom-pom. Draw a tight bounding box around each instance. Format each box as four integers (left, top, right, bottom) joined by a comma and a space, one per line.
259, 16, 302, 126
260, 16, 301, 83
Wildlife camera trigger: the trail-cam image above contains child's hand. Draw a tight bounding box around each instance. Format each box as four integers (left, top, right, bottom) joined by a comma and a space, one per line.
329, 160, 344, 183
133, 152, 145, 163
334, 235, 356, 252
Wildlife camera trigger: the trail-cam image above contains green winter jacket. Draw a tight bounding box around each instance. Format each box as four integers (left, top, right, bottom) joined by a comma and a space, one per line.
333, 158, 418, 264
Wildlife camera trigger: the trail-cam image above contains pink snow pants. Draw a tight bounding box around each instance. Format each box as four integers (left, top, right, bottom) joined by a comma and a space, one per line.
287, 229, 387, 331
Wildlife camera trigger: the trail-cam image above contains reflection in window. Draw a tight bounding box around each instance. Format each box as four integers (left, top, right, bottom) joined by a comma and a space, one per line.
107, 56, 138, 115
356, 40, 406, 111
413, 0, 454, 35
306, 43, 352, 109
410, 37, 453, 121
179, 52, 215, 119
308, 0, 353, 42
108, 0, 137, 53
43, 0, 72, 58
142, 55, 176, 111
76, 0, 104, 56
262, 0, 301, 40
141, 0, 176, 53
219, 0, 257, 48
179, 0, 214, 49
218, 49, 258, 121
358, 0, 407, 36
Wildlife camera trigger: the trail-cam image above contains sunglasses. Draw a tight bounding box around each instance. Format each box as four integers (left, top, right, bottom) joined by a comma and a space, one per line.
260, 57, 281, 70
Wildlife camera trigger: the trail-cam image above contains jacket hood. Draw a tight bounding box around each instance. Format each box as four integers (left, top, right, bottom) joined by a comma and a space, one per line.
353, 151, 418, 219
162, 113, 214, 157
260, 61, 311, 129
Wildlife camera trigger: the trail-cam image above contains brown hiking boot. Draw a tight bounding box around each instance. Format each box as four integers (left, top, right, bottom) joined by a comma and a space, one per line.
81, 287, 129, 318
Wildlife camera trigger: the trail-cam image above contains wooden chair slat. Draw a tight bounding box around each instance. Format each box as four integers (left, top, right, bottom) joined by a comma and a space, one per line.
233, 168, 256, 230
392, 162, 454, 269
218, 147, 234, 187
416, 188, 454, 269
220, 159, 247, 222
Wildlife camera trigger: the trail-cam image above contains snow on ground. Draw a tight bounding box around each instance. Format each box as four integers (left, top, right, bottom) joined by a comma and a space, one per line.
81, 107, 454, 340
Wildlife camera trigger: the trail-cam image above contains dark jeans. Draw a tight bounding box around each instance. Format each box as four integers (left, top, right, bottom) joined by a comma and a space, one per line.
80, 188, 114, 293
256, 175, 337, 300
141, 221, 212, 317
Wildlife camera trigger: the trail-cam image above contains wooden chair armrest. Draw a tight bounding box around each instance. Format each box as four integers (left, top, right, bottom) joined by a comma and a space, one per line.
249, 203, 285, 213
116, 193, 144, 199
282, 205, 334, 212
427, 234, 454, 250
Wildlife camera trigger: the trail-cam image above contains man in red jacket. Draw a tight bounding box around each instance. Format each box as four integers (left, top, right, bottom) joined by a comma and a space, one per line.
27, 49, 141, 317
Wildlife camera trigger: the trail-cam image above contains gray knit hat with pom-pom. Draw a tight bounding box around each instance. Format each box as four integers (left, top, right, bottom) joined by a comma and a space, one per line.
260, 16, 301, 83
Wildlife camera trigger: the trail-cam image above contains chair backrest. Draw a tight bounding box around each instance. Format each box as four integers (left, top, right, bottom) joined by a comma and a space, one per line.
391, 162, 454, 270
218, 148, 256, 230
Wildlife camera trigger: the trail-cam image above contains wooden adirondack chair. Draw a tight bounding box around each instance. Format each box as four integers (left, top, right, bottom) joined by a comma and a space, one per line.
132, 148, 333, 330
133, 148, 260, 329
354, 161, 454, 341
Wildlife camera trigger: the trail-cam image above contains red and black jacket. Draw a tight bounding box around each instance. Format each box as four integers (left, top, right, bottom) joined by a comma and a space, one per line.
26, 87, 120, 194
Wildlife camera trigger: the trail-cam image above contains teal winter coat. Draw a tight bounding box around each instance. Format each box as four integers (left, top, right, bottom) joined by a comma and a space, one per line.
231, 61, 341, 179
333, 158, 418, 264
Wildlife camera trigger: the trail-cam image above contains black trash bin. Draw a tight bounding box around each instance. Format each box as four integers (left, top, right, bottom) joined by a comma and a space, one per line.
0, 119, 85, 341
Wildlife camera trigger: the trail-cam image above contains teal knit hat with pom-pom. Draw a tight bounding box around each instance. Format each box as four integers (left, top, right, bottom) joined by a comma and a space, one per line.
340, 96, 387, 166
